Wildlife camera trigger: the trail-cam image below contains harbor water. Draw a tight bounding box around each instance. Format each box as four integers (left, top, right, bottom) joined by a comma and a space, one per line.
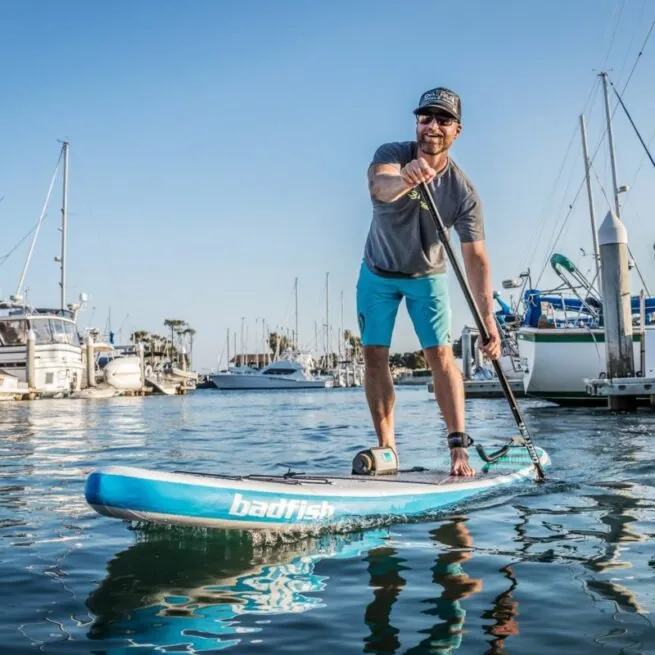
0, 388, 653, 654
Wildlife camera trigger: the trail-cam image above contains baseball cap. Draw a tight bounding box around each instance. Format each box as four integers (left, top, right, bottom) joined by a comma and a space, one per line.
414, 87, 461, 121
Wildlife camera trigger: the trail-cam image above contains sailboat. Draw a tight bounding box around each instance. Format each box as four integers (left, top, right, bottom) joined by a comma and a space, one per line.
516, 73, 655, 404
0, 142, 86, 397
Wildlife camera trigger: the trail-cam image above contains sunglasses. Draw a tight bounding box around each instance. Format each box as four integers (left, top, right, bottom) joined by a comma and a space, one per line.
417, 114, 457, 126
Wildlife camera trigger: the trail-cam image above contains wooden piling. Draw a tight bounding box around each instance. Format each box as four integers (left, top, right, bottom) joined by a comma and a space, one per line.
86, 334, 96, 388
137, 342, 145, 389
461, 327, 473, 380
599, 210, 636, 411
26, 329, 36, 390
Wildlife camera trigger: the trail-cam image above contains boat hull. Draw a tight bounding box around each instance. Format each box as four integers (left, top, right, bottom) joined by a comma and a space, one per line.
0, 344, 84, 396
211, 374, 331, 390
518, 327, 645, 404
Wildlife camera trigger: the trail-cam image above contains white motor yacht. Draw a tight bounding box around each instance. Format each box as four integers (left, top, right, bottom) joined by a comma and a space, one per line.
0, 301, 84, 397
211, 351, 333, 390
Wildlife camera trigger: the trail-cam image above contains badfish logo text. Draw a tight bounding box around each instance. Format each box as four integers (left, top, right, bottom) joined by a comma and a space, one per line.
229, 493, 336, 521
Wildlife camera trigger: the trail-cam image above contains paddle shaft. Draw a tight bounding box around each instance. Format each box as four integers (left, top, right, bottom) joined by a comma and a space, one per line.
418, 182, 545, 480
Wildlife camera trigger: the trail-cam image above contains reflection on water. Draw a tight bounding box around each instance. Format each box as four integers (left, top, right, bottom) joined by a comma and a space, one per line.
364, 519, 486, 655
86, 519, 498, 654
363, 544, 406, 653
481, 565, 519, 655
87, 529, 391, 652
403, 521, 484, 654
0, 390, 654, 653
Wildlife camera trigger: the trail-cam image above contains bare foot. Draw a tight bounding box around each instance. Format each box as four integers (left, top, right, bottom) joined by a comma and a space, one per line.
450, 448, 476, 476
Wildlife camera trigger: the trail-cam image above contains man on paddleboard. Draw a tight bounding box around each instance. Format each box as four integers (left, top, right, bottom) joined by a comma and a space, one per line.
358, 86, 500, 476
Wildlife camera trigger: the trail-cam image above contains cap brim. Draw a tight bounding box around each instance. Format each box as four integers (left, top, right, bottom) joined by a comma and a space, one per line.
413, 105, 459, 120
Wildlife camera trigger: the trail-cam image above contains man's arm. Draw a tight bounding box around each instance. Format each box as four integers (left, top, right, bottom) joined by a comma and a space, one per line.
368, 160, 437, 203
461, 240, 501, 358
367, 163, 413, 203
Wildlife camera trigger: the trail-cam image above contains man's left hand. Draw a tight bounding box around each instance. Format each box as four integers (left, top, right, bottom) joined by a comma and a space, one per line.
480, 320, 501, 360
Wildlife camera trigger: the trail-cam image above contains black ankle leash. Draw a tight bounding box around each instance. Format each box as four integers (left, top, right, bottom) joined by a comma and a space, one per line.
447, 432, 473, 449
448, 432, 510, 464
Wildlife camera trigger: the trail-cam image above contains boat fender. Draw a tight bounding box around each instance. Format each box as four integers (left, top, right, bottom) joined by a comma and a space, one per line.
352, 447, 398, 475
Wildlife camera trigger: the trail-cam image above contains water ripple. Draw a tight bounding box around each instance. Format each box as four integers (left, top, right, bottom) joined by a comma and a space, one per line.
0, 388, 653, 653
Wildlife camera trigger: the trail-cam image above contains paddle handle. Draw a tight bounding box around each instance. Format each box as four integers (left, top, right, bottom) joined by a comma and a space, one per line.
418, 182, 545, 480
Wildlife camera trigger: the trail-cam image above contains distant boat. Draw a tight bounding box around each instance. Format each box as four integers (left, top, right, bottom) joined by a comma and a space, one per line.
427, 376, 525, 399
195, 374, 217, 389
211, 351, 333, 390
395, 368, 432, 386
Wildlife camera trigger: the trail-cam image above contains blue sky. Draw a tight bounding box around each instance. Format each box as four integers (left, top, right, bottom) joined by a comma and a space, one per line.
1, 0, 654, 370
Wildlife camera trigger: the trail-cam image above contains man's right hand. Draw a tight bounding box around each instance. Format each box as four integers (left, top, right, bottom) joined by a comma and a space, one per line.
400, 158, 437, 187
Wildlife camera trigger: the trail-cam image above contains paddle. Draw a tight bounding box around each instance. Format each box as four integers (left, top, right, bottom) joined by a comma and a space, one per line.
418, 182, 546, 481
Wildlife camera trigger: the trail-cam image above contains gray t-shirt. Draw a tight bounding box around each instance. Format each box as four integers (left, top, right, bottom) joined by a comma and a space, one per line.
363, 141, 484, 277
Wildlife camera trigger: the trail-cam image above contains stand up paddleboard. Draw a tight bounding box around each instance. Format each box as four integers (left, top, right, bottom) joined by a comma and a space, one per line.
85, 444, 550, 531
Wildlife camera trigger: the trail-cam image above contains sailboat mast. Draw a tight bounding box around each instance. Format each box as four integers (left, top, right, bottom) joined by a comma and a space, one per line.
600, 72, 621, 219
579, 114, 601, 287
340, 290, 344, 360
294, 277, 299, 349
60, 141, 69, 310
240, 317, 244, 367
325, 272, 330, 367
15, 147, 62, 301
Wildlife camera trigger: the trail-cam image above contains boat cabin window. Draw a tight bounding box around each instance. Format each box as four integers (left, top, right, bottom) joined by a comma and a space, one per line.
50, 319, 80, 346
0, 319, 27, 346
31, 318, 52, 345
263, 367, 295, 375
30, 317, 81, 346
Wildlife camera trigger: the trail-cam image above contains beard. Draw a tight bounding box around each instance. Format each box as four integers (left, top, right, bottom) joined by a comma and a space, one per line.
418, 133, 450, 155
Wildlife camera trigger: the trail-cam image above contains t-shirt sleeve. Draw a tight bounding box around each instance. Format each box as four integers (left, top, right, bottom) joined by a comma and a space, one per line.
454, 187, 484, 242
370, 142, 411, 168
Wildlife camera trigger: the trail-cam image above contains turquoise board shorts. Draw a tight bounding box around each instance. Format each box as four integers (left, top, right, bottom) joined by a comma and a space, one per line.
356, 261, 451, 349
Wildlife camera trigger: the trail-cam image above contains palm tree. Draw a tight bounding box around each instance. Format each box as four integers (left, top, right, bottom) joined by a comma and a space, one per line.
130, 330, 149, 344
164, 319, 186, 358
147, 334, 163, 355
268, 332, 289, 358
405, 351, 426, 369
343, 329, 362, 360
181, 327, 196, 368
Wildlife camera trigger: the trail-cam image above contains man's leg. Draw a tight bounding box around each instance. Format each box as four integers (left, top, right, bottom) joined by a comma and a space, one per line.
423, 346, 473, 475
363, 346, 396, 452
423, 346, 464, 434
405, 274, 474, 476
356, 262, 402, 455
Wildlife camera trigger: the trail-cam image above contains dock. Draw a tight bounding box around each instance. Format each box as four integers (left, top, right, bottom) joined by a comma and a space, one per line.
585, 324, 655, 407
428, 377, 525, 399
